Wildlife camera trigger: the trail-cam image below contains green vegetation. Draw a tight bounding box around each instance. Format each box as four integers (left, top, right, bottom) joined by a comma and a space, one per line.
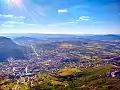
58, 68, 81, 76
0, 65, 120, 90
67, 65, 114, 89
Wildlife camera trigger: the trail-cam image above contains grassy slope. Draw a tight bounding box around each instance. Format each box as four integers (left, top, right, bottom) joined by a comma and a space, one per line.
0, 65, 120, 90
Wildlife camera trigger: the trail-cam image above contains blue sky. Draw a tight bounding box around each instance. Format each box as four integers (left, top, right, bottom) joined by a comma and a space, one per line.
0, 0, 120, 34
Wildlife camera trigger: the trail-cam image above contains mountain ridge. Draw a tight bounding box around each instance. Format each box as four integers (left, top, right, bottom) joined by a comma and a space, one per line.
0, 37, 26, 61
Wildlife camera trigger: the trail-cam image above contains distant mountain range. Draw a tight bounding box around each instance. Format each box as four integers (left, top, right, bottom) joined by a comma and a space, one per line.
0, 33, 120, 39
0, 37, 26, 61
84, 34, 120, 40
14, 36, 38, 41
7, 34, 120, 40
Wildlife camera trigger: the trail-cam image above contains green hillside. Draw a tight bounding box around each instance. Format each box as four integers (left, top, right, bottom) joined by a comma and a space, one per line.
0, 65, 120, 90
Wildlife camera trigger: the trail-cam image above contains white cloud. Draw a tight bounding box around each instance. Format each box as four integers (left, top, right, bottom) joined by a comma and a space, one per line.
6, 21, 25, 24
0, 14, 14, 18
48, 21, 76, 27
0, 21, 24, 28
48, 24, 57, 27
0, 22, 40, 28
79, 16, 90, 21
0, 14, 25, 19
1, 24, 15, 28
27, 23, 40, 26
47, 15, 90, 27
14, 16, 25, 19
67, 21, 76, 24
58, 9, 68, 13
0, 19, 41, 27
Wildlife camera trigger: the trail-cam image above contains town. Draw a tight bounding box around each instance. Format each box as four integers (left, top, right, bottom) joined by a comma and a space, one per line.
0, 37, 120, 80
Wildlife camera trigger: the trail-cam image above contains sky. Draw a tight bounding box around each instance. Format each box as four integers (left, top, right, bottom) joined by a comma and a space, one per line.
0, 0, 120, 34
